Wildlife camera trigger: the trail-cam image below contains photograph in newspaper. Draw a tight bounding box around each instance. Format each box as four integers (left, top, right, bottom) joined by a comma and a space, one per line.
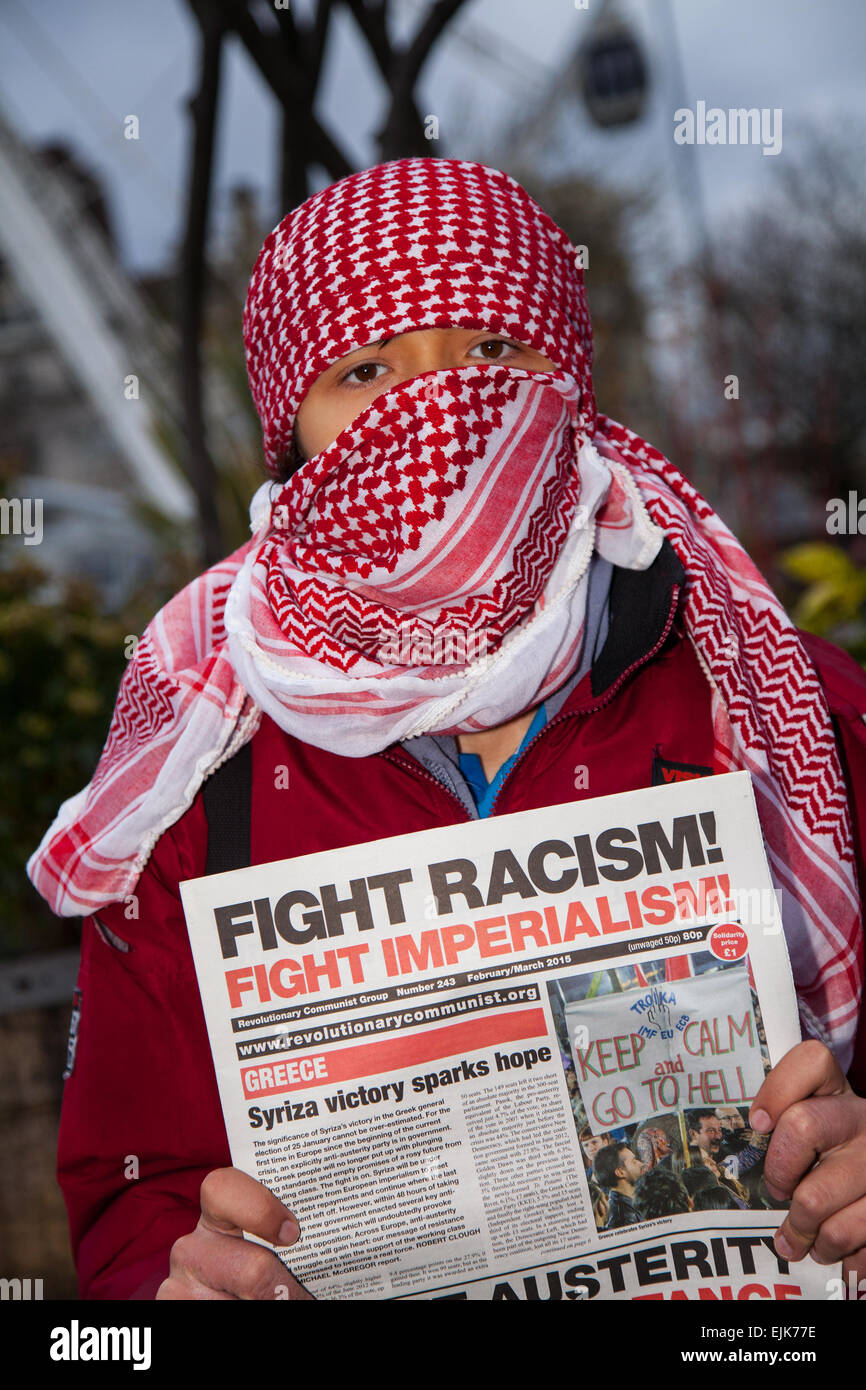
550, 953, 777, 1235
179, 771, 841, 1301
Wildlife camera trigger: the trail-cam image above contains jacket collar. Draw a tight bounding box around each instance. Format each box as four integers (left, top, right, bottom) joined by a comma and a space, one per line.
394, 541, 686, 807
587, 537, 686, 701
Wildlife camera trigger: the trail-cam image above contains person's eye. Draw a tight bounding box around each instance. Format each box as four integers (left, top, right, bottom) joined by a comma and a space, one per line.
468, 337, 522, 361
340, 361, 389, 387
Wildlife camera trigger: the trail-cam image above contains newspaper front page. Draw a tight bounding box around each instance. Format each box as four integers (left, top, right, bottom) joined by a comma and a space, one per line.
179, 771, 839, 1301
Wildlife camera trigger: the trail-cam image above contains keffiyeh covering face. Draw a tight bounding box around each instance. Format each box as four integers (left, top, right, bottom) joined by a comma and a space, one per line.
224, 365, 661, 752
27, 158, 862, 1068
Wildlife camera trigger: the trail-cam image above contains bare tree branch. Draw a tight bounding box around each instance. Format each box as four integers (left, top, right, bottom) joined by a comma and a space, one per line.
270, 0, 339, 210
376, 0, 469, 159
343, 0, 392, 77
179, 0, 228, 565
398, 0, 467, 101
214, 0, 353, 181
307, 0, 337, 79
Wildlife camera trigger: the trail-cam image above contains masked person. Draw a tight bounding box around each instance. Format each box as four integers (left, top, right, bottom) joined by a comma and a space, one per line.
27, 158, 866, 1300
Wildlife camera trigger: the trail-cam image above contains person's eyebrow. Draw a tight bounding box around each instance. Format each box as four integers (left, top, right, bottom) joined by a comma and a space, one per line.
341, 334, 395, 358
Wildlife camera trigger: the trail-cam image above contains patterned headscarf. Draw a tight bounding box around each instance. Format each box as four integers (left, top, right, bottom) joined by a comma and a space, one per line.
243, 158, 596, 470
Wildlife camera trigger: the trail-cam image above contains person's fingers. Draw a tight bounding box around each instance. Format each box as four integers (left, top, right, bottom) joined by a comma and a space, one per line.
156, 1272, 236, 1301
749, 1040, 848, 1134
842, 1249, 866, 1297
762, 1095, 863, 1200
773, 1138, 866, 1260
156, 1277, 199, 1301
157, 1169, 315, 1301
199, 1166, 300, 1247
169, 1227, 313, 1301
744, 1129, 769, 1151
809, 1196, 866, 1266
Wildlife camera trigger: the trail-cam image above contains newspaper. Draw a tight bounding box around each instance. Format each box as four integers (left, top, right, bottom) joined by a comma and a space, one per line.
179, 770, 839, 1301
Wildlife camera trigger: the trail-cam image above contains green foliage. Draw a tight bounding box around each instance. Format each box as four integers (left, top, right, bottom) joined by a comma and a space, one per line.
0, 561, 126, 953
779, 542, 866, 665
0, 557, 182, 957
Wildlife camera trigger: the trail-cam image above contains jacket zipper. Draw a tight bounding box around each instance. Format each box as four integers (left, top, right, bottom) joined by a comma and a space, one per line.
382, 584, 681, 821
379, 750, 475, 821
487, 583, 681, 815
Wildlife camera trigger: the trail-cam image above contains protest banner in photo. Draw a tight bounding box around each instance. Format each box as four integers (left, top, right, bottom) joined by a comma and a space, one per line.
566, 963, 766, 1132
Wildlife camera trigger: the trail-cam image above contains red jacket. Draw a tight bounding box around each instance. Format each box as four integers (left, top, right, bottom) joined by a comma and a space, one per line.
56, 549, 866, 1298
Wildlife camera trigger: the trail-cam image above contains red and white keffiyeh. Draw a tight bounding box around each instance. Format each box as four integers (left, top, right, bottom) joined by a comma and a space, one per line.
27, 157, 861, 1066
225, 365, 660, 752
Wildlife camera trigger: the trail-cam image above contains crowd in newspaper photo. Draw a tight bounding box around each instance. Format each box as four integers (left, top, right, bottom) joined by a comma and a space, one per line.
553, 955, 780, 1233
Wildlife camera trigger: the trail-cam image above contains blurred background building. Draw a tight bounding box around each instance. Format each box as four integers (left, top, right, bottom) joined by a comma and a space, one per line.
0, 0, 864, 1297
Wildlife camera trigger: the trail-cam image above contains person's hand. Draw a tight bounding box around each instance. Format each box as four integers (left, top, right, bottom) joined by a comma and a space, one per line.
743, 1128, 769, 1152
750, 1039, 866, 1290
156, 1167, 314, 1300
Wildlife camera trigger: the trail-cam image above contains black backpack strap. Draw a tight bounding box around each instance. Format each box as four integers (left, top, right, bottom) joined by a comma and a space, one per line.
202, 738, 253, 874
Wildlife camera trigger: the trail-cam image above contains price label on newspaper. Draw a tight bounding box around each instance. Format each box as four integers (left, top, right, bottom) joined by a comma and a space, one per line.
180, 770, 839, 1301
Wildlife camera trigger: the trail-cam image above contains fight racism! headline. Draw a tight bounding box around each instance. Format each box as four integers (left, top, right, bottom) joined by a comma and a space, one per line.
210, 813, 732, 1009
